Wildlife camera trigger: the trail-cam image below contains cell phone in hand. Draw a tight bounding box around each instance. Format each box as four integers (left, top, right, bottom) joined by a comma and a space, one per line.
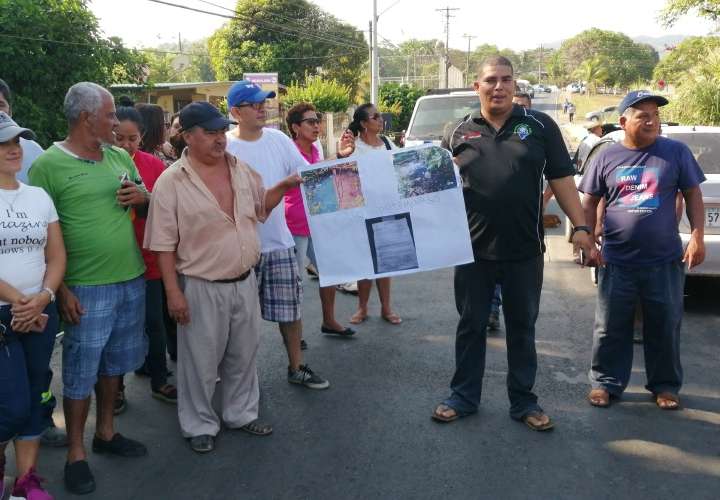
119, 172, 129, 185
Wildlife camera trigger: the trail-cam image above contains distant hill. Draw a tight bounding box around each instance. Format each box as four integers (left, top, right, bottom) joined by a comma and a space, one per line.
542, 34, 689, 57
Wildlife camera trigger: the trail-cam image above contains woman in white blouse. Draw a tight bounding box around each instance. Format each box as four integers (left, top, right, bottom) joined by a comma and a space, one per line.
347, 103, 402, 325
0, 112, 65, 500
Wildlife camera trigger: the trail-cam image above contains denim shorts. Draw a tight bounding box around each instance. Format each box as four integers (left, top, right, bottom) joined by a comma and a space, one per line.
62, 276, 147, 399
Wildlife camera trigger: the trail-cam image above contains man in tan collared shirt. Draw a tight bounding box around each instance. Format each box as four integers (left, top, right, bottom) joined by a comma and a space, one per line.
144, 102, 301, 453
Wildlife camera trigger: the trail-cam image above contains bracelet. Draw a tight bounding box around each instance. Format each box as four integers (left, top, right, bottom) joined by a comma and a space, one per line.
42, 287, 56, 303
572, 225, 592, 236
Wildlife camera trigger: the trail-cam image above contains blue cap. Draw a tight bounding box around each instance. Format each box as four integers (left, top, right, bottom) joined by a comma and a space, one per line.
618, 90, 669, 115
178, 101, 235, 131
227, 80, 277, 107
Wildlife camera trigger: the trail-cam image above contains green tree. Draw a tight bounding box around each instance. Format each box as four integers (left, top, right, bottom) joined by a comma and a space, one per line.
573, 56, 610, 93
664, 48, 720, 125
378, 82, 425, 131
653, 36, 720, 83
208, 0, 367, 98
558, 28, 658, 87
0, 0, 146, 146
660, 0, 720, 25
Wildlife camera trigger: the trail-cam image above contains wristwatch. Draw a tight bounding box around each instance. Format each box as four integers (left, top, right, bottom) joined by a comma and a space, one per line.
42, 287, 56, 303
571, 225, 592, 236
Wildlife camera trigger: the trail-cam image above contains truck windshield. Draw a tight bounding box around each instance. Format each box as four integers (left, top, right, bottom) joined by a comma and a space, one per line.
406, 95, 480, 141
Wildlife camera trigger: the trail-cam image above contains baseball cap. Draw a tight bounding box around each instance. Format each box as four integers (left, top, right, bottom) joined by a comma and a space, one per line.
227, 80, 276, 107
0, 111, 35, 143
178, 101, 235, 131
618, 90, 669, 115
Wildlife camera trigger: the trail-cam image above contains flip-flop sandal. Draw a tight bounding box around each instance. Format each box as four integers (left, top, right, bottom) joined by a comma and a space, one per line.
588, 388, 610, 408
655, 392, 680, 410
349, 312, 368, 324
382, 313, 402, 325
523, 411, 554, 431
432, 404, 459, 423
239, 420, 273, 436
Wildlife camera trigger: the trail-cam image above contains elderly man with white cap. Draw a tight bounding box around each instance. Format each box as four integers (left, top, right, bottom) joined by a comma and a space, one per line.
580, 90, 706, 411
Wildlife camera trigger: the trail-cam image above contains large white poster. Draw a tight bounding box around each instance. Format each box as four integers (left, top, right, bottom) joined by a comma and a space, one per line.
299, 144, 474, 287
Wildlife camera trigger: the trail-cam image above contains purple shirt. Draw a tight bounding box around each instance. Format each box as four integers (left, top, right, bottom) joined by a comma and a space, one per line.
579, 136, 705, 266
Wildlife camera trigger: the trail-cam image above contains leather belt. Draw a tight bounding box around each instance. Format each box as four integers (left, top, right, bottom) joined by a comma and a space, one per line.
213, 268, 252, 283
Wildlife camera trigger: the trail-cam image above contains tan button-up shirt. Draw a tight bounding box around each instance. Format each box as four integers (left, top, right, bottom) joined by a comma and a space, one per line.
144, 150, 266, 281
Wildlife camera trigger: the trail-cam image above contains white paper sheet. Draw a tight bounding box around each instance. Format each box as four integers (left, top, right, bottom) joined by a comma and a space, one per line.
298, 144, 474, 286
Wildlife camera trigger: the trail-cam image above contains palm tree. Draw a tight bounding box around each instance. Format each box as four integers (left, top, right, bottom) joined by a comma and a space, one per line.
573, 56, 609, 95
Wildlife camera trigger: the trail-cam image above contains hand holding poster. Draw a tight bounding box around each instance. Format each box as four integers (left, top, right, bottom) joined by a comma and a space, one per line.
299, 144, 473, 286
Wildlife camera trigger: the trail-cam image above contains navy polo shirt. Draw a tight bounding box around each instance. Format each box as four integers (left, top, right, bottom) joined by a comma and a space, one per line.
441, 105, 575, 261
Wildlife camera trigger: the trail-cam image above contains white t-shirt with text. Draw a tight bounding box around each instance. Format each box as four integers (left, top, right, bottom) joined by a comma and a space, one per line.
0, 183, 58, 305
226, 127, 308, 252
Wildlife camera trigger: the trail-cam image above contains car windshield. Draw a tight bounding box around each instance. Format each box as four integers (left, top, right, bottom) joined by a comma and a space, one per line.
666, 133, 720, 174
407, 95, 480, 141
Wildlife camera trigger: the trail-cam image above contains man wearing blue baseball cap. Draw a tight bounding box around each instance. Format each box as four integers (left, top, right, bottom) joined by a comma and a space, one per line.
579, 90, 706, 410
225, 80, 330, 390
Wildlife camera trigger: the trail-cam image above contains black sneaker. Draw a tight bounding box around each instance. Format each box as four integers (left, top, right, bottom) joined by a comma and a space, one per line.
189, 435, 214, 454
113, 390, 127, 415
288, 364, 330, 390
64, 460, 96, 495
300, 339, 308, 350
92, 433, 147, 457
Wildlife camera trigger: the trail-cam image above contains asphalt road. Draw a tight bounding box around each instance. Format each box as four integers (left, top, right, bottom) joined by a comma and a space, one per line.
5, 94, 720, 500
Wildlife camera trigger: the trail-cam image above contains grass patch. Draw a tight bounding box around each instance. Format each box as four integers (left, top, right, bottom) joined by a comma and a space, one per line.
563, 93, 622, 122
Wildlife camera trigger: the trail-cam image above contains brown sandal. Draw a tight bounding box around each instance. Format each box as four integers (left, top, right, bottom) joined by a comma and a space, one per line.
523, 411, 554, 431
432, 404, 459, 423
655, 392, 680, 410
588, 388, 610, 408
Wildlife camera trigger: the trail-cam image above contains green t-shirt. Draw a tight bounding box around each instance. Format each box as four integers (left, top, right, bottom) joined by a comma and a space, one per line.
29, 144, 146, 286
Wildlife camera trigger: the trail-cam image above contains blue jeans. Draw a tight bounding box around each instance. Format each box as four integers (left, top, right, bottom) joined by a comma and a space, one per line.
444, 256, 544, 420
590, 260, 685, 396
0, 304, 59, 441
490, 284, 502, 315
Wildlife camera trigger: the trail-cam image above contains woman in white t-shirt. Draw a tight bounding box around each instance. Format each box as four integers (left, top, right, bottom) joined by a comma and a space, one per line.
0, 112, 66, 500
346, 103, 402, 326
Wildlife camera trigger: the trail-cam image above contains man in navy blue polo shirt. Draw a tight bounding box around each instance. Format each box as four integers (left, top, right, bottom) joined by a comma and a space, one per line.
580, 91, 705, 410
433, 56, 598, 431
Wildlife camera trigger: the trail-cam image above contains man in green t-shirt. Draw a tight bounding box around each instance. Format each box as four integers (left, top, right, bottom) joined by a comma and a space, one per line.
29, 82, 150, 495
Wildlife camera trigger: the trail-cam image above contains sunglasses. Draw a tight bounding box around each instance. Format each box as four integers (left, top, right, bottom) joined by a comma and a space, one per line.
235, 101, 266, 110
299, 117, 321, 126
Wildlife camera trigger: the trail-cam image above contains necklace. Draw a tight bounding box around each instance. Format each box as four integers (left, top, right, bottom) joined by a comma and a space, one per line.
0, 185, 22, 212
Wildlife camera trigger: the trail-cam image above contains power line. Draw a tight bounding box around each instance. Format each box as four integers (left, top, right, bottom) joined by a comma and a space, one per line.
0, 33, 364, 62
194, 0, 362, 48
146, 0, 367, 50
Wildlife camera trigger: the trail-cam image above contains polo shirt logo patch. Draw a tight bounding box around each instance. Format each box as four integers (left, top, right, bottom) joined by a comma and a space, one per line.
463, 131, 482, 140
514, 124, 532, 140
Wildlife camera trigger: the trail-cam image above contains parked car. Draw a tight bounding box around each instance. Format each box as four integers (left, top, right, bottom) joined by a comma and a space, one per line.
404, 91, 479, 147
585, 105, 618, 123
566, 126, 720, 281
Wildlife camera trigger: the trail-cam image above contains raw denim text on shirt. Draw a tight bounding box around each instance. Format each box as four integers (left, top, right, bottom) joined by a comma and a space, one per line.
614, 166, 659, 213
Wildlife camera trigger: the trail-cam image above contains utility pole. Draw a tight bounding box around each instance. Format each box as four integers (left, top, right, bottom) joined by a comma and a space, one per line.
436, 6, 459, 88
371, 0, 379, 104
538, 44, 543, 83
462, 34, 475, 87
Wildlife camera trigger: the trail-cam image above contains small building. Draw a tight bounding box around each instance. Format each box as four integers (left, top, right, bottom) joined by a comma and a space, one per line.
110, 81, 237, 114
